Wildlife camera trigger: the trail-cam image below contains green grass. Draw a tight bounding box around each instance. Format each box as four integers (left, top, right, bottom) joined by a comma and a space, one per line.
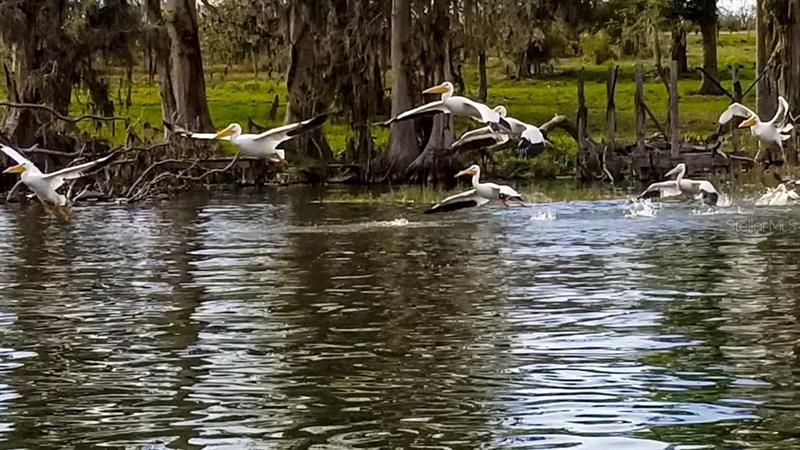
9, 30, 760, 175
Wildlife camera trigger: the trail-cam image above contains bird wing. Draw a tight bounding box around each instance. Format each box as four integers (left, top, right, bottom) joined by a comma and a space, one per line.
424, 189, 488, 214
521, 125, 545, 144
253, 114, 328, 144
771, 96, 790, 126
389, 100, 449, 124
42, 151, 119, 191
718, 103, 757, 124
461, 99, 512, 132
0, 145, 30, 165
497, 184, 523, 200
638, 180, 682, 199
695, 180, 720, 195
453, 127, 509, 151
1, 144, 43, 175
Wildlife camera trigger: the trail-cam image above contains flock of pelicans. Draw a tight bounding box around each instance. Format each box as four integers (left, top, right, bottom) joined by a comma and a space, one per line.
0, 80, 798, 218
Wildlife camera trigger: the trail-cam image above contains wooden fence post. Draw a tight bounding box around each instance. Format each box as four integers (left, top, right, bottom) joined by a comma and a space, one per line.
730, 65, 742, 152
635, 63, 645, 154
670, 60, 680, 159
577, 67, 588, 180
606, 66, 618, 152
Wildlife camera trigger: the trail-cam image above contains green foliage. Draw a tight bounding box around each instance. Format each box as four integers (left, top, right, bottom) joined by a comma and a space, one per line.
580, 30, 616, 65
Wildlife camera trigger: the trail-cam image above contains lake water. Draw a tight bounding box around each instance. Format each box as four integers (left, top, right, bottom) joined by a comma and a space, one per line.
0, 186, 798, 449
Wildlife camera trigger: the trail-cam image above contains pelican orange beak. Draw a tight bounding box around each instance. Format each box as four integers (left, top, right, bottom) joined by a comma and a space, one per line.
423, 83, 449, 95
455, 167, 476, 178
214, 125, 236, 139
3, 164, 25, 174
739, 115, 757, 128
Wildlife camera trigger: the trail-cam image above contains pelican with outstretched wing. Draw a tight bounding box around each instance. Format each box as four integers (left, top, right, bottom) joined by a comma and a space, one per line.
452, 106, 511, 152
638, 163, 723, 206
1, 144, 118, 218
718, 96, 793, 161
424, 164, 524, 214
452, 105, 546, 158
168, 115, 327, 163
387, 82, 511, 133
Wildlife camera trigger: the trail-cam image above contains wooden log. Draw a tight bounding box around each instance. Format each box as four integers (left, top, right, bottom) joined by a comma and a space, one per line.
635, 64, 645, 153
670, 60, 680, 159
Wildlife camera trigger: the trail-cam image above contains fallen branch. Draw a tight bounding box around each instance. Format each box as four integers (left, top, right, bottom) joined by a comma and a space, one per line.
0, 102, 128, 124
128, 155, 240, 202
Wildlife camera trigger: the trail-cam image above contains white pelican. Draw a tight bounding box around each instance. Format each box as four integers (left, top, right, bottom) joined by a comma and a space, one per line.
388, 82, 511, 133
502, 114, 547, 158
168, 115, 327, 163
1, 144, 117, 218
452, 106, 546, 158
756, 183, 799, 206
424, 164, 524, 213
452, 106, 511, 152
638, 163, 723, 206
718, 96, 793, 161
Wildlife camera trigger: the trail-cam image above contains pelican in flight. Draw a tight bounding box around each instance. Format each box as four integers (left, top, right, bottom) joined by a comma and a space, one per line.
756, 183, 799, 206
424, 164, 524, 213
387, 82, 511, 132
167, 115, 327, 163
718, 96, 793, 161
452, 106, 511, 152
1, 144, 117, 218
638, 163, 723, 206
453, 106, 546, 158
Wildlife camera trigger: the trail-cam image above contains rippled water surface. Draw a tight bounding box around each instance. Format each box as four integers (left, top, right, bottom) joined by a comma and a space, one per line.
0, 186, 799, 449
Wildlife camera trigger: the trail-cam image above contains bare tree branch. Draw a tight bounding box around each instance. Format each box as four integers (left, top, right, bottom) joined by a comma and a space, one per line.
0, 102, 128, 123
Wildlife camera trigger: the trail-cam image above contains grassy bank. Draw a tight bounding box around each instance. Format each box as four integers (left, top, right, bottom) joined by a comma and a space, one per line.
14, 31, 759, 177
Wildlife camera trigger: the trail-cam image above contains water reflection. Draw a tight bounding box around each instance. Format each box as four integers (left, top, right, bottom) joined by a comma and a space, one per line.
0, 188, 796, 448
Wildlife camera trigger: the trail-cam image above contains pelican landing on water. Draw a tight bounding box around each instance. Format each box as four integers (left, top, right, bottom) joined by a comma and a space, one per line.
424, 165, 524, 214
1, 144, 118, 219
756, 183, 800, 206
638, 163, 723, 206
385, 82, 512, 133
166, 115, 327, 163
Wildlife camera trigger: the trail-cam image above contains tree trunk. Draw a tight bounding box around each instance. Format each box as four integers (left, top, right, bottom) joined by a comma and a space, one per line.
756, 0, 778, 118
478, 50, 488, 103
517, 49, 531, 79
671, 23, 688, 74
407, 0, 455, 184
165, 0, 213, 131
780, 0, 800, 164
386, 0, 418, 177
0, 0, 73, 146
698, 21, 725, 95
286, 0, 333, 161
145, 0, 177, 129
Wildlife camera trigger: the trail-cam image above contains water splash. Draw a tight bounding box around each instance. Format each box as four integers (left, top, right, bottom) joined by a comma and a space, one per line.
624, 198, 660, 218
716, 194, 733, 208
369, 218, 410, 227
530, 210, 557, 221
